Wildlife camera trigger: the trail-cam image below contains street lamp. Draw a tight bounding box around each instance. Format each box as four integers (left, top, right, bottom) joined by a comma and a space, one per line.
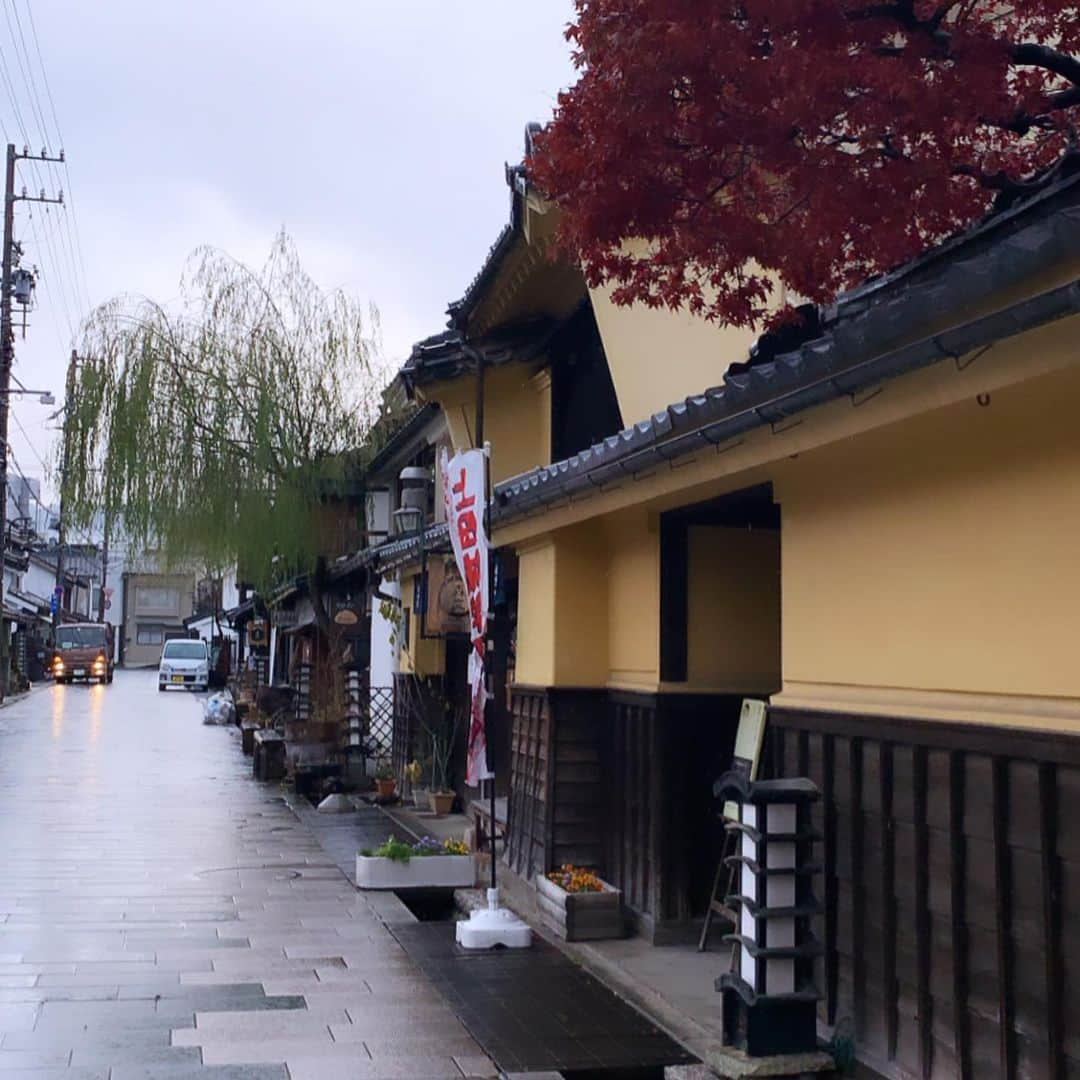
392, 466, 430, 538
0, 387, 54, 405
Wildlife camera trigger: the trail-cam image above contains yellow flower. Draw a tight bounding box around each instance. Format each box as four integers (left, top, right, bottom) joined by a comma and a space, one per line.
547, 863, 603, 894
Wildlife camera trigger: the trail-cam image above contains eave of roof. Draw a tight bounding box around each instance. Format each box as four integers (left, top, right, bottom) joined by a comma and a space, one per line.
325, 548, 371, 585
494, 178, 1080, 520
401, 319, 553, 392
357, 522, 451, 577
266, 579, 303, 608
365, 402, 440, 478
447, 224, 519, 331
445, 127, 541, 330
223, 598, 255, 623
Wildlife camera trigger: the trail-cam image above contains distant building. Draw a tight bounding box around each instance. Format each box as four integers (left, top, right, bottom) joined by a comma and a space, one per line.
120, 570, 196, 667
185, 567, 241, 671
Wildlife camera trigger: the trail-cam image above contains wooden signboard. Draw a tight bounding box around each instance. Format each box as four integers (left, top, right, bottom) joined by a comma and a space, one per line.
723, 698, 767, 821
423, 555, 471, 637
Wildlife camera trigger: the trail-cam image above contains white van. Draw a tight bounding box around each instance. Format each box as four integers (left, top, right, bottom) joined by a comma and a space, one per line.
158, 638, 210, 692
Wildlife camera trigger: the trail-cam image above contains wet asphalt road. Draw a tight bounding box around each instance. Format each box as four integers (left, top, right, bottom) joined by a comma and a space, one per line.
0, 670, 496, 1079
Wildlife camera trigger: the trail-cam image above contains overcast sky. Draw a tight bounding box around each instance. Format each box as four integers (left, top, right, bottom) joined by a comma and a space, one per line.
6, 0, 576, 502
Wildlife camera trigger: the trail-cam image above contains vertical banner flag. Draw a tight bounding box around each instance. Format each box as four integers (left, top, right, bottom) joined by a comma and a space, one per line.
441, 447, 494, 786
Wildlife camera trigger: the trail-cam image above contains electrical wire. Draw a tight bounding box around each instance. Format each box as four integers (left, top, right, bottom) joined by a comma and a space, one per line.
2, 1, 46, 150
0, 11, 88, 333
20, 0, 90, 315
9, 408, 106, 553
21, 209, 75, 346
3, 0, 82, 300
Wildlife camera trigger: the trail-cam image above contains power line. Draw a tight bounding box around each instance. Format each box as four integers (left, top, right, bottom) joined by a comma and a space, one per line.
0, 36, 79, 341
2, 2, 46, 149
20, 1, 89, 314
7, 446, 53, 525
22, 2, 58, 140
22, 208, 75, 344
8, 418, 96, 549
0, 14, 89, 329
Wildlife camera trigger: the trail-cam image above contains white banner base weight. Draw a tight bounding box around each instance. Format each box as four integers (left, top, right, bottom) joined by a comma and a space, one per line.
456, 888, 532, 950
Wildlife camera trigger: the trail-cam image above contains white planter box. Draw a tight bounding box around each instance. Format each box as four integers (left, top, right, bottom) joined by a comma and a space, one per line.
355, 853, 475, 890
536, 873, 624, 941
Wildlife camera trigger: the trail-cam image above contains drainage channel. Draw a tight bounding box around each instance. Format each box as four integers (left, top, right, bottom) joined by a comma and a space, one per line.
301, 808, 690, 1077
393, 887, 458, 922
387, 895, 695, 1080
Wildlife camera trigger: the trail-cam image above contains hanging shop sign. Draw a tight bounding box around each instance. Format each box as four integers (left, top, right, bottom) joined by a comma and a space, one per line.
440, 446, 493, 786
423, 555, 471, 637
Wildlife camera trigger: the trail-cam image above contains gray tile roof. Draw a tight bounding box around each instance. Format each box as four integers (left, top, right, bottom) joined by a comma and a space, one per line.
493, 174, 1080, 517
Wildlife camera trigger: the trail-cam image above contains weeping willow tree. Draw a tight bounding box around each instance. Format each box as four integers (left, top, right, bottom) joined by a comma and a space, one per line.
63, 232, 392, 617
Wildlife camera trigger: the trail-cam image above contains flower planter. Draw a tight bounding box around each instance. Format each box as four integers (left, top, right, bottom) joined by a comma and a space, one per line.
536, 872, 624, 941
355, 853, 475, 890
374, 778, 397, 798
427, 790, 455, 815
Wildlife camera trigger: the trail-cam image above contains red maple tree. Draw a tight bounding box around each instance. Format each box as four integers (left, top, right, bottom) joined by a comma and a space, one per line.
529, 1, 1080, 327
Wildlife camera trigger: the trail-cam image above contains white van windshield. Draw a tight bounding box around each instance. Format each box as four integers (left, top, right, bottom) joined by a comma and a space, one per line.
162, 641, 206, 660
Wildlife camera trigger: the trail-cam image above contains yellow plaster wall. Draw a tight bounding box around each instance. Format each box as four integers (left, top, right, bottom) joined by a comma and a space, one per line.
589, 282, 759, 426
776, 362, 1080, 701
514, 517, 655, 690
420, 364, 550, 485
514, 540, 557, 687
605, 511, 660, 689
686, 526, 781, 693
553, 524, 609, 687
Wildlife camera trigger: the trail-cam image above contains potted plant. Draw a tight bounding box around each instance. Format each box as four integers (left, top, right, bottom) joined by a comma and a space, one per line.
355, 835, 474, 889
373, 763, 397, 799
424, 704, 463, 816
536, 864, 624, 941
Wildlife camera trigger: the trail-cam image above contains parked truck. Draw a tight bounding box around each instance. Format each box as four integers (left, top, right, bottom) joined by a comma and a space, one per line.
51, 623, 114, 685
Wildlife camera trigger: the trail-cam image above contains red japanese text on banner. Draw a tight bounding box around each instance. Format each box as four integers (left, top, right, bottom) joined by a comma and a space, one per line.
440, 446, 493, 785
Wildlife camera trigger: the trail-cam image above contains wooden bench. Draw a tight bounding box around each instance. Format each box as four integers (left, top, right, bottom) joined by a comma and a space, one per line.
469, 795, 508, 853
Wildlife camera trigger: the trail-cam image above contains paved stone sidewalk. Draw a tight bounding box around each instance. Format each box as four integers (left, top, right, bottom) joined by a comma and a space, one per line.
0, 671, 496, 1079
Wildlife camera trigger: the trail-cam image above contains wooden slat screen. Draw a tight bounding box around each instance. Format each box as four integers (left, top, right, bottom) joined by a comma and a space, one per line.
507, 687, 550, 880
771, 706, 1078, 1080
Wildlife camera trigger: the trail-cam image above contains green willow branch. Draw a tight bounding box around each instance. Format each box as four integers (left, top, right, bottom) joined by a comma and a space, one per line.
63, 231, 390, 591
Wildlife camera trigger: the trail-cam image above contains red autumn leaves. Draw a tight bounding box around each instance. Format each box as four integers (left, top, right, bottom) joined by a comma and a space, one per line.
529, 1, 1080, 327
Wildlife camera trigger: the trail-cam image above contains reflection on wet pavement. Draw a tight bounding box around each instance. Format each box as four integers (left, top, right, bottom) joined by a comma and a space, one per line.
0, 670, 496, 1078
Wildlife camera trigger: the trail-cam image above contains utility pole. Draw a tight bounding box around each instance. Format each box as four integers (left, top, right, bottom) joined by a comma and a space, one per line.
53, 349, 75, 637
0, 142, 63, 700
97, 511, 110, 622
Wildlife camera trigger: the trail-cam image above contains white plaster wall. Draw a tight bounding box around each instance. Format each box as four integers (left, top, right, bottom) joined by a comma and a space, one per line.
367, 489, 392, 538
220, 566, 240, 611
24, 559, 55, 604
369, 573, 399, 694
